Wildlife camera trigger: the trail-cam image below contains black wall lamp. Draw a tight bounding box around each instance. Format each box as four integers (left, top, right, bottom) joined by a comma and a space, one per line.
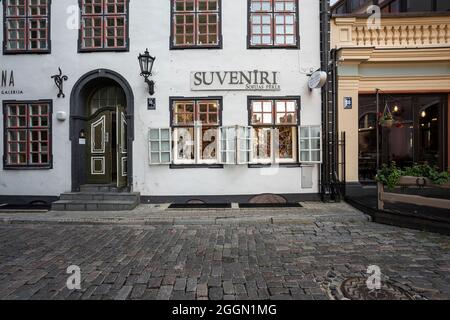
138, 48, 156, 96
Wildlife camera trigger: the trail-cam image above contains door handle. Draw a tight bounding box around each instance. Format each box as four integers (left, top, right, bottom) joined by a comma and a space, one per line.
105, 132, 109, 143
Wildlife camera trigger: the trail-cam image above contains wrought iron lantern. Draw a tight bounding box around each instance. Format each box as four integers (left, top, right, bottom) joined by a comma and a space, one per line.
138, 48, 156, 96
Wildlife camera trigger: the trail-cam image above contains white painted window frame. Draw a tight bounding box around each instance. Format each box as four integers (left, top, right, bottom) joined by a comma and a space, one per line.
148, 128, 172, 165
274, 126, 298, 164
237, 126, 252, 164
172, 127, 196, 165
196, 126, 220, 165
299, 125, 322, 164
220, 126, 237, 164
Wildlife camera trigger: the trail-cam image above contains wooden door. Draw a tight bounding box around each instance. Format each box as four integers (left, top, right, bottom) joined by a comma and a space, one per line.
116, 106, 127, 188
87, 109, 112, 184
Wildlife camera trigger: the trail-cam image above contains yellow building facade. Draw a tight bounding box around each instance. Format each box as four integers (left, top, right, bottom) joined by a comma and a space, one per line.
331, 13, 450, 187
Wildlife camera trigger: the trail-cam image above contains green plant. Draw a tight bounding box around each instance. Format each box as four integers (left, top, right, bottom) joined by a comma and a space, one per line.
376, 162, 450, 189
376, 162, 402, 190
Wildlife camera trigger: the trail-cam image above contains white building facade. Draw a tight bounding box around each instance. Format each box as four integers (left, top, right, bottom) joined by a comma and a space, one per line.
0, 0, 325, 205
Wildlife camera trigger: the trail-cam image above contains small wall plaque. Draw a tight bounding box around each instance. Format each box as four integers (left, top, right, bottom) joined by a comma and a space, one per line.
148, 98, 156, 110
344, 97, 352, 109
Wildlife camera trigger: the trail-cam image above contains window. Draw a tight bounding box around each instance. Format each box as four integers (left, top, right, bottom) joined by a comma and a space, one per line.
149, 124, 251, 166
249, 98, 300, 164
89, 85, 125, 115
3, 100, 52, 169
149, 128, 172, 165
406, 0, 433, 11
220, 126, 236, 164
358, 94, 447, 181
362, 0, 448, 14
171, 98, 222, 165
79, 0, 129, 51
437, 0, 450, 11
381, 0, 401, 13
248, 0, 299, 48
3, 0, 51, 53
171, 0, 221, 49
220, 126, 252, 164
299, 126, 322, 163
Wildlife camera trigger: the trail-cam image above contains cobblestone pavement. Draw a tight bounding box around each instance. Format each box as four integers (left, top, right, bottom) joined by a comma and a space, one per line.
0, 203, 449, 300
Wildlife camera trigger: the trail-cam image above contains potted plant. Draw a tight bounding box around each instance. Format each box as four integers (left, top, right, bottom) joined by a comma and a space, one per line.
379, 103, 395, 128
376, 162, 403, 190
376, 162, 450, 190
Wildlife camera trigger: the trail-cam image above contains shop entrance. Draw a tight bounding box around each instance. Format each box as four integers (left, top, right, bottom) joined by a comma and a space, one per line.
358, 93, 448, 181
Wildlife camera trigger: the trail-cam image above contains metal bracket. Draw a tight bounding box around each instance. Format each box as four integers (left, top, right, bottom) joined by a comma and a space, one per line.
51, 67, 68, 98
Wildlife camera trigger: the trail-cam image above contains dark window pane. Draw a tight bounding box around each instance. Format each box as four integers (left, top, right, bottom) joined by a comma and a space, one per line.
437, 0, 450, 11
406, 0, 433, 12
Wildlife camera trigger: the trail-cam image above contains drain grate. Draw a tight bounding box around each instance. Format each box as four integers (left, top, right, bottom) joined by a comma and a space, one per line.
168, 203, 232, 209
238, 203, 302, 208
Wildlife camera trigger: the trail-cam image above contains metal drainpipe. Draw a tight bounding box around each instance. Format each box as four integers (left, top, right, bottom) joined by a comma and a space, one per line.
331, 48, 340, 199
320, 0, 334, 202
321, 0, 342, 202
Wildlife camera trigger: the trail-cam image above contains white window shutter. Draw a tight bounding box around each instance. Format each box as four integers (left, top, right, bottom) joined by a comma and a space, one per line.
148, 128, 172, 165
220, 126, 237, 164
237, 126, 252, 164
299, 125, 322, 164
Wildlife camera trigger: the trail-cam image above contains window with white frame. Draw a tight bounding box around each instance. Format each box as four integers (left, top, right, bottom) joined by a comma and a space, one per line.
220, 126, 252, 165
249, 98, 299, 164
148, 98, 322, 167
149, 128, 171, 165
220, 126, 236, 164
299, 125, 322, 163
171, 98, 221, 165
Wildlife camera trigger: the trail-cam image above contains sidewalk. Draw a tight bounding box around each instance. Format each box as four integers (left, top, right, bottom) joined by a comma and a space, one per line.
0, 202, 370, 226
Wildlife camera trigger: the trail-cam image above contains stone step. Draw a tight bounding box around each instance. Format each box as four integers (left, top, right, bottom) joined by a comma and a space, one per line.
51, 199, 139, 211
59, 192, 140, 202
79, 184, 126, 193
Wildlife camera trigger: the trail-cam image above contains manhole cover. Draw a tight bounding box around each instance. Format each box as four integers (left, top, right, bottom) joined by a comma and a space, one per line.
319, 269, 426, 300
340, 276, 414, 300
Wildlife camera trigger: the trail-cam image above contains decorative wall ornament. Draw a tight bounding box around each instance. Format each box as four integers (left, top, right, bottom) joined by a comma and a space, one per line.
51, 67, 68, 98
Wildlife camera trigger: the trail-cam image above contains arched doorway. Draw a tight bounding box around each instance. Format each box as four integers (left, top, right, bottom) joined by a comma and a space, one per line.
70, 69, 134, 192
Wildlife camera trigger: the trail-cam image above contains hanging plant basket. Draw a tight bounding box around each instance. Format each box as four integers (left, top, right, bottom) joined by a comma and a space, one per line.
380, 118, 395, 128
379, 103, 395, 128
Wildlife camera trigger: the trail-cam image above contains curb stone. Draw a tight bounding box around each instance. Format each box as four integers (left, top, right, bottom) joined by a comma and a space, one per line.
0, 214, 369, 226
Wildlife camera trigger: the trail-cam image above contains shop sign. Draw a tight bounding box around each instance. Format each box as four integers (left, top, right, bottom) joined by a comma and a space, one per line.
308, 70, 327, 89
1, 70, 23, 95
191, 70, 281, 91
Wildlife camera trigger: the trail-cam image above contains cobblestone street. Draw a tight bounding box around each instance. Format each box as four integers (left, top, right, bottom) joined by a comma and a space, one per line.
0, 203, 449, 300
